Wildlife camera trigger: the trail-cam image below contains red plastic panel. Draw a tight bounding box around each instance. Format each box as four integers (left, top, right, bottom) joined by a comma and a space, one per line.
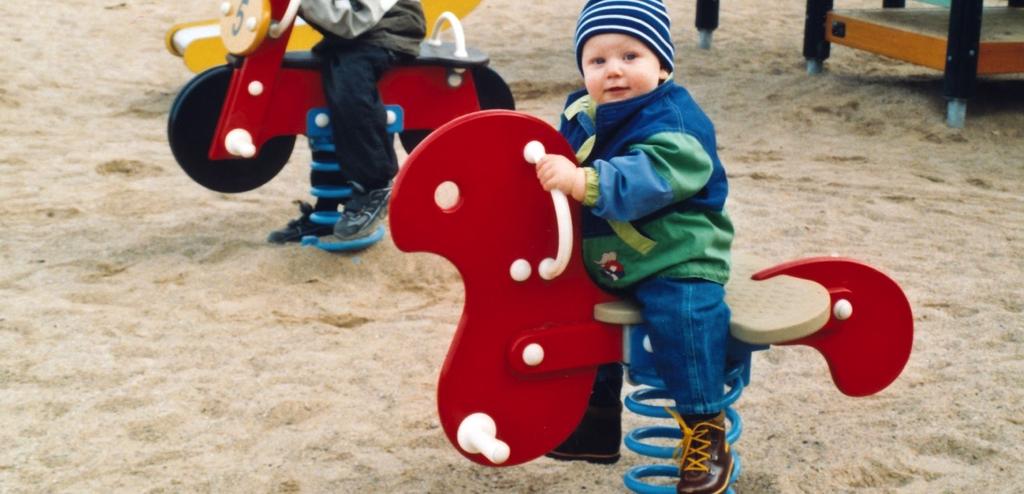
390, 111, 620, 466
208, 0, 481, 160
753, 257, 914, 397
379, 66, 481, 130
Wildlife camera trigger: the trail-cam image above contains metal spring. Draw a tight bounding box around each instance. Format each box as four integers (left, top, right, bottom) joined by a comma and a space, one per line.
620, 328, 763, 494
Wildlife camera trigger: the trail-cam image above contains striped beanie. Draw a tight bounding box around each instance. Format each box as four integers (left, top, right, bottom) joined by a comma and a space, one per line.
574, 0, 675, 74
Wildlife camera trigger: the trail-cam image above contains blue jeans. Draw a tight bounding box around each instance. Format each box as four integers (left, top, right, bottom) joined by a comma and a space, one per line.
635, 277, 730, 415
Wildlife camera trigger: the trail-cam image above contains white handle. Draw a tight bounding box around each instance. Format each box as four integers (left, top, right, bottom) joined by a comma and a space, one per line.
523, 141, 572, 281
225, 128, 256, 158
268, 0, 301, 38
457, 413, 510, 464
426, 11, 468, 58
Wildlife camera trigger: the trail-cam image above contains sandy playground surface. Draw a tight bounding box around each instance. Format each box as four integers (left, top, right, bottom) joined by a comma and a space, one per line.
1, 0, 1023, 492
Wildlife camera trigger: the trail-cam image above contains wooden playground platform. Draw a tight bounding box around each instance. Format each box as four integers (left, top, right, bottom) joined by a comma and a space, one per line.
826, 6, 1024, 75
802, 1, 1024, 127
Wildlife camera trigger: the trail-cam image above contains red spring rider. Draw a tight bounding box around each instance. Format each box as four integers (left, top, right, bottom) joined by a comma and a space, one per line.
167, 0, 513, 249
389, 110, 913, 493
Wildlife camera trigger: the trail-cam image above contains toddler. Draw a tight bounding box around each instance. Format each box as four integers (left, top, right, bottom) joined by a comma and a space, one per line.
536, 1, 734, 492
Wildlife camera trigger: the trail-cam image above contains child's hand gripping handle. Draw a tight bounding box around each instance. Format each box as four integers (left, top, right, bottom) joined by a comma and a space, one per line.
523, 141, 572, 280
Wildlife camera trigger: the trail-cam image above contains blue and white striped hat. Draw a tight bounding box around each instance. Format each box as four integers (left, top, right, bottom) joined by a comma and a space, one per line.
574, 0, 675, 74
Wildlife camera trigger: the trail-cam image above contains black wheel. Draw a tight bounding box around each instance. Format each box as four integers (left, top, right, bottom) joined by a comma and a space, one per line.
397, 65, 515, 154
168, 65, 296, 193
472, 65, 515, 111
398, 129, 432, 154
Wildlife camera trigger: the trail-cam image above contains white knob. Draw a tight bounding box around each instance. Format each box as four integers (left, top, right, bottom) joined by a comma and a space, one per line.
386, 110, 397, 125
248, 80, 264, 96
833, 299, 853, 321
220, 2, 231, 15
457, 413, 510, 464
315, 113, 330, 128
642, 335, 653, 353
224, 128, 256, 158
522, 343, 544, 366
246, 16, 257, 31
523, 141, 545, 165
510, 259, 531, 282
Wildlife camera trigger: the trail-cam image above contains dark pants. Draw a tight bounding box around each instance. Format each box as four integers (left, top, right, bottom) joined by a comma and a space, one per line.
312, 41, 403, 195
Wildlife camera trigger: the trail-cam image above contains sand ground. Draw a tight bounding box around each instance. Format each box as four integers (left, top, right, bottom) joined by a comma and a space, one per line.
1, 0, 1022, 492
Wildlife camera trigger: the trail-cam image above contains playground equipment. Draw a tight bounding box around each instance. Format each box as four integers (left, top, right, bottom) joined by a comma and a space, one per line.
388, 110, 913, 492
167, 0, 512, 251
694, 0, 722, 49
168, 0, 725, 71
165, 0, 483, 73
804, 0, 1024, 127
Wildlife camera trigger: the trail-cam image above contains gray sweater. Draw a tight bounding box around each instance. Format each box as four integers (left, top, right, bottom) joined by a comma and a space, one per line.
300, 0, 425, 56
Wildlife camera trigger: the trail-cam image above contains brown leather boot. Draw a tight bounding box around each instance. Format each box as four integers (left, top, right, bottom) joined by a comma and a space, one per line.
668, 410, 733, 494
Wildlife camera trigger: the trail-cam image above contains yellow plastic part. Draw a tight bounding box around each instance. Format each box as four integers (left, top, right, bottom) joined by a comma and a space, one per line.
219, 0, 272, 56
166, 0, 482, 73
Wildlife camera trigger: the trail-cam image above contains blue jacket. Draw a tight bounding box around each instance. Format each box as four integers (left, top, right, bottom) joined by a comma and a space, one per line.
559, 80, 733, 289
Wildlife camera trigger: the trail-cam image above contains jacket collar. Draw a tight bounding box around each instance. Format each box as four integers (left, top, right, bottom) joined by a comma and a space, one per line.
563, 80, 677, 141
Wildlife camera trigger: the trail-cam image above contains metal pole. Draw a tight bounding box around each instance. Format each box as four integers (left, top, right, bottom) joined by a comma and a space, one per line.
695, 0, 720, 49
943, 0, 983, 127
803, 0, 834, 73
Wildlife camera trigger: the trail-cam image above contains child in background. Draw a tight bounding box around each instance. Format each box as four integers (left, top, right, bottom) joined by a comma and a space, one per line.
535, 1, 734, 492
268, 0, 426, 244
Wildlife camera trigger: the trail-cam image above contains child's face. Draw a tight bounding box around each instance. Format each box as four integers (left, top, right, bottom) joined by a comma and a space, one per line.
580, 33, 669, 105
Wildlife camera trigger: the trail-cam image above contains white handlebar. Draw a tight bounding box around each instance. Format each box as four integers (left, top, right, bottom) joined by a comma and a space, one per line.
523, 141, 572, 281
427, 11, 468, 58
457, 413, 510, 465
268, 0, 301, 38
225, 128, 256, 158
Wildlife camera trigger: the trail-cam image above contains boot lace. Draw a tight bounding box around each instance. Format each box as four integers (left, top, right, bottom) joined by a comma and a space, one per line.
666, 408, 726, 473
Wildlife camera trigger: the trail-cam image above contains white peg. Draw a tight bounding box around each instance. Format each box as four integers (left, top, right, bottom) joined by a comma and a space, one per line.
642, 335, 653, 353
509, 259, 531, 282
224, 128, 256, 158
457, 413, 510, 465
248, 80, 264, 96
522, 343, 544, 366
833, 299, 853, 321
220, 2, 231, 15
386, 110, 397, 125
314, 113, 330, 128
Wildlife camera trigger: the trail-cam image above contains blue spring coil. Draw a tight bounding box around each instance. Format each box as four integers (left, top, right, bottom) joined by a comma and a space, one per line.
621, 326, 767, 494
299, 107, 403, 251
304, 106, 405, 225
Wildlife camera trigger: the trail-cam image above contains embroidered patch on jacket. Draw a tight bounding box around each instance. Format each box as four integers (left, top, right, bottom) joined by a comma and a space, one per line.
595, 251, 625, 282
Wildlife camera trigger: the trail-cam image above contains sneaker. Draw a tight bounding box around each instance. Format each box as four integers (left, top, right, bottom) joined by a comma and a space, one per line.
668, 410, 733, 494
545, 403, 622, 464
267, 200, 333, 244
333, 184, 391, 241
